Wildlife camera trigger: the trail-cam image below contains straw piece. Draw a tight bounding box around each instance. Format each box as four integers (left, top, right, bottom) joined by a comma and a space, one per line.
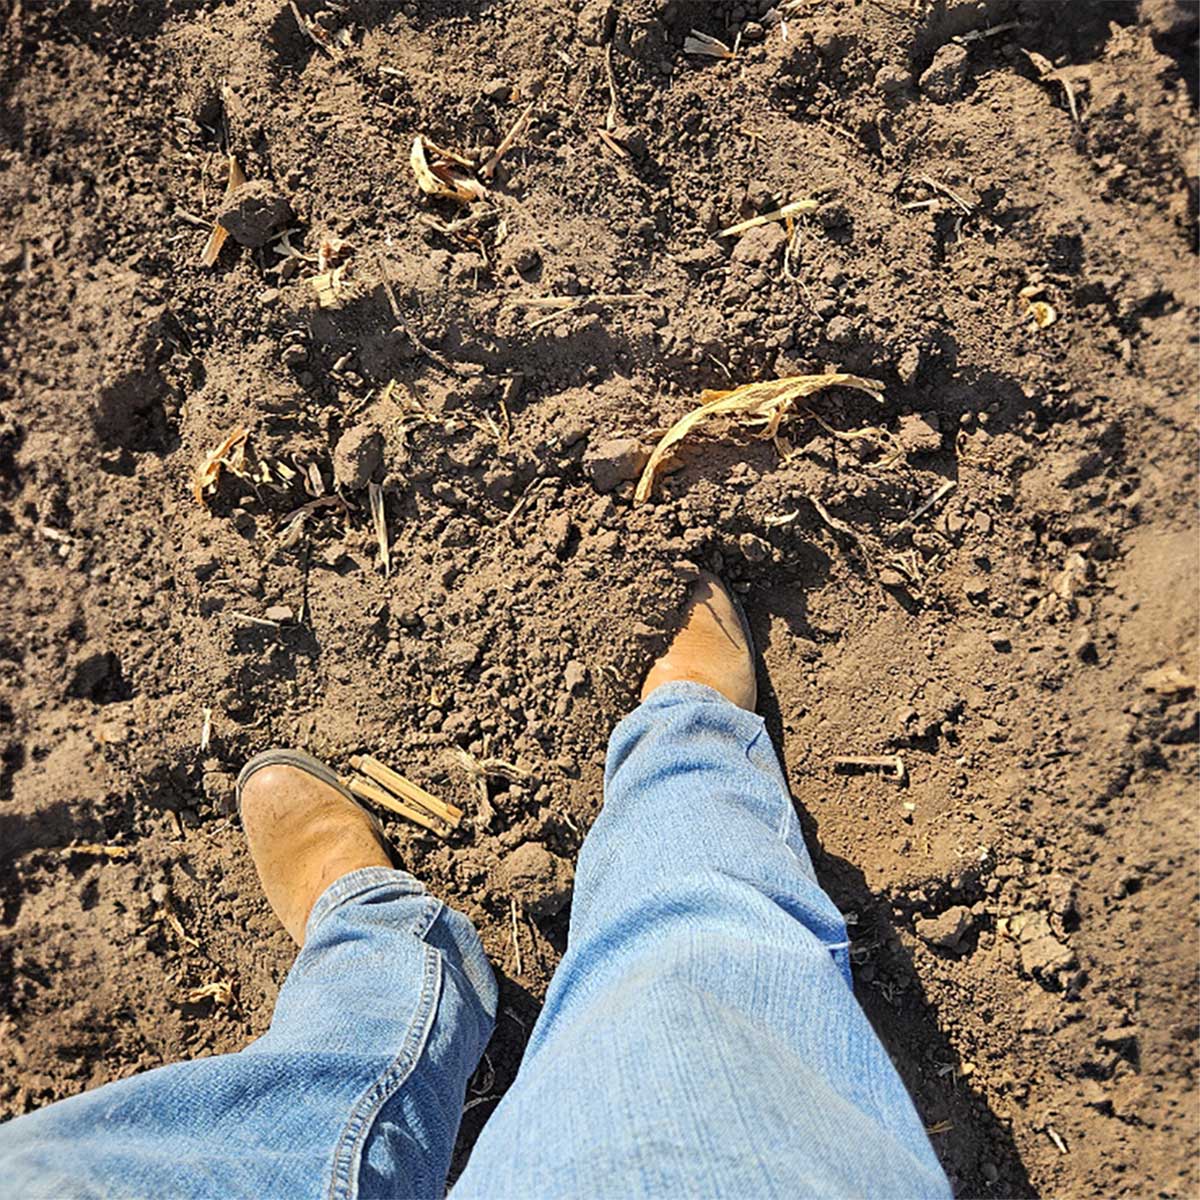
716, 199, 818, 238
344, 774, 449, 836
350, 753, 463, 825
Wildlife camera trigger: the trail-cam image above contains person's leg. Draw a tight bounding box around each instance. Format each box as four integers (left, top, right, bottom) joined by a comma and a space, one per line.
0, 761, 497, 1200
453, 578, 950, 1199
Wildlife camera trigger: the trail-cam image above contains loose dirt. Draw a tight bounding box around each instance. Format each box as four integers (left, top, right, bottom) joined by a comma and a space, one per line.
1, 0, 1197, 1195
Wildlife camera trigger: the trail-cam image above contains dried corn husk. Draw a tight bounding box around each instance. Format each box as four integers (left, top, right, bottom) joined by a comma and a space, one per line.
199, 157, 246, 267
684, 30, 735, 59
634, 374, 884, 504
410, 136, 487, 204
192, 426, 249, 504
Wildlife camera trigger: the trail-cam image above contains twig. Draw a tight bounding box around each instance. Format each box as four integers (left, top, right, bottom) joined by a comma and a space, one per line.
482, 103, 534, 180
902, 480, 956, 528
231, 611, 280, 630
288, 0, 337, 58
717, 199, 818, 238
916, 172, 973, 215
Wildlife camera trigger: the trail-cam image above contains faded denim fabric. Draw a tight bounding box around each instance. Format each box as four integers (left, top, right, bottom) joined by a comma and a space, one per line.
0, 682, 949, 1199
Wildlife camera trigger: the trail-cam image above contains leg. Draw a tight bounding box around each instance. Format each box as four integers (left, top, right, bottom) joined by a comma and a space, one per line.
453, 578, 950, 1199
0, 761, 497, 1200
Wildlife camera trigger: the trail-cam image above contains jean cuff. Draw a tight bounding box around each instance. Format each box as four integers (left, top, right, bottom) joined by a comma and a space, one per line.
306, 865, 425, 936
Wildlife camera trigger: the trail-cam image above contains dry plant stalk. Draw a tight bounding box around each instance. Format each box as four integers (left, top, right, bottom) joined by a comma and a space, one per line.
344, 774, 451, 837
350, 753, 463, 826
832, 754, 907, 783
634, 374, 884, 504
482, 103, 534, 180
200, 156, 246, 267
717, 199, 818, 238
192, 426, 249, 504
368, 482, 390, 576
66, 843, 133, 860
1023, 50, 1080, 123
411, 135, 487, 204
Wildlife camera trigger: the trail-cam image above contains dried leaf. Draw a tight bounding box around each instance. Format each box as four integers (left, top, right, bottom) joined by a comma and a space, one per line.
410, 136, 487, 205
200, 156, 246, 268
634, 374, 884, 504
192, 426, 250, 505
717, 199, 819, 238
684, 29, 735, 58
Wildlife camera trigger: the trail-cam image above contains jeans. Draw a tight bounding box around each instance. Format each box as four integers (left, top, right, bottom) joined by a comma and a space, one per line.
0, 683, 950, 1199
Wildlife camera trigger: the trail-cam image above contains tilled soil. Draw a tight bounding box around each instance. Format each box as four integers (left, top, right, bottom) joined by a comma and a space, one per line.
1, 0, 1197, 1195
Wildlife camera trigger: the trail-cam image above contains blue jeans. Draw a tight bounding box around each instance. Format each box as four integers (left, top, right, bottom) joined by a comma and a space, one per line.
0, 683, 950, 1198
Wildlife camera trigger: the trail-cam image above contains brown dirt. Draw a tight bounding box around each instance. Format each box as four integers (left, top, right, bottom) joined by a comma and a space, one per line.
1, 0, 1197, 1194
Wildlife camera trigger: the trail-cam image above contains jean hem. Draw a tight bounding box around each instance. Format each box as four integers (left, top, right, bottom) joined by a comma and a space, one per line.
306, 866, 425, 936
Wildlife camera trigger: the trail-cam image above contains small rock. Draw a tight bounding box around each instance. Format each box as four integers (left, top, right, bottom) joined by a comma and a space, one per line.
482, 78, 512, 102
332, 425, 383, 490
963, 575, 989, 601
217, 180, 292, 248
740, 19, 765, 42
492, 843, 575, 917
919, 43, 969, 103
585, 437, 649, 493
150, 882, 169, 905
738, 532, 771, 563
973, 510, 993, 535
264, 604, 294, 623
879, 567, 907, 589
915, 904, 974, 952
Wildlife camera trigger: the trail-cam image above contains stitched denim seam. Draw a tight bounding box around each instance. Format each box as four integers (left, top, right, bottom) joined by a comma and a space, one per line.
326, 899, 445, 1200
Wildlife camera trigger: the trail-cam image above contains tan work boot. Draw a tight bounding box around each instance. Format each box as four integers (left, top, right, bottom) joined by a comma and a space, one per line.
641, 571, 757, 711
238, 751, 392, 945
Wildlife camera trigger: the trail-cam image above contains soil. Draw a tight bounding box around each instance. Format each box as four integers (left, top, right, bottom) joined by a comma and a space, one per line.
1, 0, 1197, 1195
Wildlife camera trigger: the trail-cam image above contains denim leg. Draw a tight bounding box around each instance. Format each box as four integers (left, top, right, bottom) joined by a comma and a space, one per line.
453, 682, 951, 1199
0, 867, 497, 1200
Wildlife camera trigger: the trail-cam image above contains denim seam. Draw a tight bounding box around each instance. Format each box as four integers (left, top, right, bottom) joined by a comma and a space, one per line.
326, 898, 445, 1200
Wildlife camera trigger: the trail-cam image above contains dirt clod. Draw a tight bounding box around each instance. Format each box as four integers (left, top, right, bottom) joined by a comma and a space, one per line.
493, 843, 575, 918
332, 426, 383, 490
217, 180, 292, 249
919, 44, 970, 103
585, 437, 649, 493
